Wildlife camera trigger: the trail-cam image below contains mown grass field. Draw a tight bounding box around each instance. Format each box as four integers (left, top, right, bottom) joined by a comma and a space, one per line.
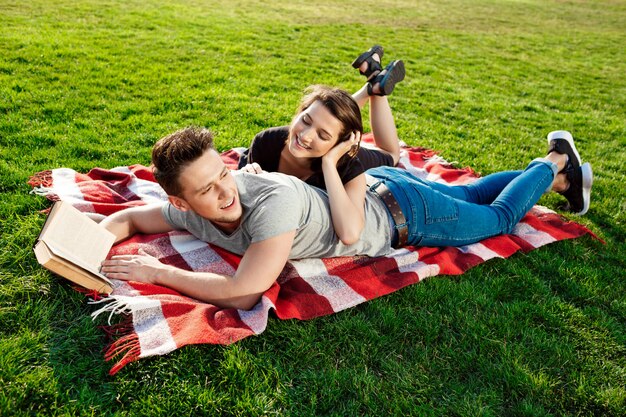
1, 0, 624, 415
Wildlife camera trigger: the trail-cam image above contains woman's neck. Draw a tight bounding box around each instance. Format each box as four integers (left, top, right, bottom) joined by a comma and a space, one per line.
278, 147, 315, 181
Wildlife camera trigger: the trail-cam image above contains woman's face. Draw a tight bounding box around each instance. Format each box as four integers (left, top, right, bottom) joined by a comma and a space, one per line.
287, 100, 344, 159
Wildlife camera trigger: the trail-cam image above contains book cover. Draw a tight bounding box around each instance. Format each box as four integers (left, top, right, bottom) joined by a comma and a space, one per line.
33, 201, 116, 294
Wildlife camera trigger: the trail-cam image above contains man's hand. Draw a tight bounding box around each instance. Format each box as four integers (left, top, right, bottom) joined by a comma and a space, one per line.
101, 249, 172, 284
239, 162, 266, 174
100, 231, 296, 310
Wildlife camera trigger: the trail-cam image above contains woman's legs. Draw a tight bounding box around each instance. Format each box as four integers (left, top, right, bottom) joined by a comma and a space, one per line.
352, 47, 402, 165
353, 90, 401, 165
352, 83, 370, 108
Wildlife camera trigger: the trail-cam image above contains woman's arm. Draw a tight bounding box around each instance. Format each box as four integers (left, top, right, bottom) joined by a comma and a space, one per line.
321, 133, 366, 245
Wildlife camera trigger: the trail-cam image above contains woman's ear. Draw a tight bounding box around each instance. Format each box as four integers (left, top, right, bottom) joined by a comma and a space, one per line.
168, 195, 190, 211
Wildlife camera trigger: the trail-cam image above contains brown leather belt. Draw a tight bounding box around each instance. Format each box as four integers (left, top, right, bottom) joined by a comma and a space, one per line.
366, 175, 408, 248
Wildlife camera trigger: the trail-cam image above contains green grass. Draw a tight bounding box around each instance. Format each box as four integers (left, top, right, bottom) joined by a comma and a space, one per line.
1, 0, 625, 415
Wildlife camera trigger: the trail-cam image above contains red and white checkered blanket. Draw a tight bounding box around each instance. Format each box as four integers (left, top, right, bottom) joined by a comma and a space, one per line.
28, 135, 595, 375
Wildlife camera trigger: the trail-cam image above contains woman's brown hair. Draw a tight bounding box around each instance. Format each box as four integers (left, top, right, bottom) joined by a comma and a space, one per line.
293, 85, 363, 171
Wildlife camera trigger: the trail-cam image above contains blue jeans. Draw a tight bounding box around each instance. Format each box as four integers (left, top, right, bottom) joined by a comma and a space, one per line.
366, 159, 557, 247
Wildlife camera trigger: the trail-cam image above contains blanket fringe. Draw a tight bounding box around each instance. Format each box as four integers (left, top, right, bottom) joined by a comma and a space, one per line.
90, 296, 133, 325
29, 186, 60, 201
104, 333, 140, 360
98, 315, 134, 340
104, 332, 141, 376
90, 295, 141, 374
28, 170, 59, 200
75, 286, 108, 301
27, 170, 53, 188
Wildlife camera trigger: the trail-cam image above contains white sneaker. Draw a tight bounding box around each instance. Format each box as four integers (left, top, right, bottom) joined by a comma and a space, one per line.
560, 162, 593, 215
547, 130, 581, 170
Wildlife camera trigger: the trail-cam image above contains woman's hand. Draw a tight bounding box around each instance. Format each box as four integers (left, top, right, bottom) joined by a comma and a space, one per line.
322, 131, 360, 167
239, 162, 266, 174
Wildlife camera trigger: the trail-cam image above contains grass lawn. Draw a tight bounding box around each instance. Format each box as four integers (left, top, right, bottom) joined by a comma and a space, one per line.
1, 0, 625, 415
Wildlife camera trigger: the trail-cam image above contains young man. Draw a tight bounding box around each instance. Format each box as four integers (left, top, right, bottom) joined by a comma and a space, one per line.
100, 127, 592, 310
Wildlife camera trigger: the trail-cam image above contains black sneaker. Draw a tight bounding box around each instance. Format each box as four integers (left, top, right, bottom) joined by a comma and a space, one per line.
367, 60, 405, 96
559, 162, 592, 215
547, 130, 581, 172
352, 45, 384, 80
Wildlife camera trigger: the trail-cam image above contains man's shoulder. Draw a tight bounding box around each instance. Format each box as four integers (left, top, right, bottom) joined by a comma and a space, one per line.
237, 172, 308, 232
161, 201, 196, 229
236, 171, 302, 196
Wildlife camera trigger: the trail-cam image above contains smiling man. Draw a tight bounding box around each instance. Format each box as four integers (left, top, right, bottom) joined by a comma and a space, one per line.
100, 126, 591, 310
99, 126, 391, 309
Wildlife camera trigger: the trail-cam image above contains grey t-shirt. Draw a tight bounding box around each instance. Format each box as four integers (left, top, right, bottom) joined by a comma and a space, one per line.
162, 171, 393, 259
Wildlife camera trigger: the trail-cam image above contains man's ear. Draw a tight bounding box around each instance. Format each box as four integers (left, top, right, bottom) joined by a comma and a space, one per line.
168, 195, 190, 211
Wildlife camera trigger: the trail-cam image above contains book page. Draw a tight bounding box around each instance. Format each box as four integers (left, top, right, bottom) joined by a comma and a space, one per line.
39, 201, 116, 274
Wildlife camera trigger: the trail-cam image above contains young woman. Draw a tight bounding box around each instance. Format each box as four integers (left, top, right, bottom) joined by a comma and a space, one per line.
237, 46, 406, 245
238, 47, 592, 247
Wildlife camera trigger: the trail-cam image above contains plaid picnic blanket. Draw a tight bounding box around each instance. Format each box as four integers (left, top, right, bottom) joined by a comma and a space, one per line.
28, 135, 595, 375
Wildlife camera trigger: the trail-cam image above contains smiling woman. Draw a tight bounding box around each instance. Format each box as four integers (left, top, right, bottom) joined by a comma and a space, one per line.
240, 85, 368, 188
286, 100, 345, 160
245, 85, 371, 245
239, 45, 406, 188
235, 46, 406, 244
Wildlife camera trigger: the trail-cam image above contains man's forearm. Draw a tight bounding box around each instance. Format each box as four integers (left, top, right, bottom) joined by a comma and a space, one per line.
156, 266, 263, 310
150, 232, 291, 309
100, 210, 137, 244
101, 228, 294, 311
101, 252, 265, 309
100, 203, 172, 244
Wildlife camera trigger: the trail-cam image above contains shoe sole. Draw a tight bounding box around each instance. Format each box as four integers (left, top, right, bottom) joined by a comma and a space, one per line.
380, 60, 405, 95
574, 162, 593, 216
547, 130, 581, 166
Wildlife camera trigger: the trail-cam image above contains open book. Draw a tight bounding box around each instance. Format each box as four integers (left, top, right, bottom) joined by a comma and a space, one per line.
33, 201, 116, 294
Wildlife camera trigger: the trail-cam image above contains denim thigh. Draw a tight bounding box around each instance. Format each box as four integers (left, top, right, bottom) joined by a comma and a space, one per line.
368, 167, 462, 246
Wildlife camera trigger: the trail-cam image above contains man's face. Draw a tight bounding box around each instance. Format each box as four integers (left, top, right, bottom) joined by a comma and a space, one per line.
170, 149, 243, 232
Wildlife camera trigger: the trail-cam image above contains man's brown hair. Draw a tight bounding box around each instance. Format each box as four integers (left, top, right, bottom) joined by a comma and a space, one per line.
152, 127, 215, 196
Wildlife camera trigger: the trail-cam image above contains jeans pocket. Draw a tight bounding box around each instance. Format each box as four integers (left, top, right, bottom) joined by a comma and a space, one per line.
408, 182, 460, 225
